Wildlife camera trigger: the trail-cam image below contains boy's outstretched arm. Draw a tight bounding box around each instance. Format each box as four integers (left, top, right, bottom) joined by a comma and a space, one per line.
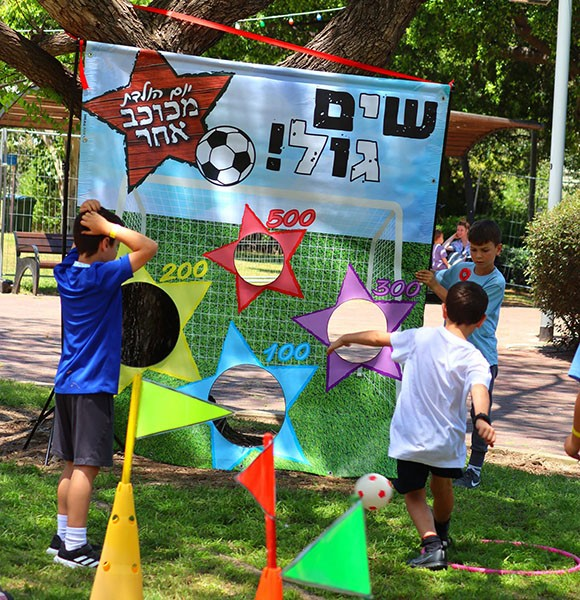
471, 383, 496, 446
415, 269, 448, 302
327, 330, 391, 355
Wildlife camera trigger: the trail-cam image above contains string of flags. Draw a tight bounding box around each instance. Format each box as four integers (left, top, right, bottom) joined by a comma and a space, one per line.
234, 6, 345, 29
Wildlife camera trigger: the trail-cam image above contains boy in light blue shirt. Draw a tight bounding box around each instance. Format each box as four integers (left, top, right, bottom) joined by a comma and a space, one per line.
564, 346, 580, 459
416, 219, 505, 489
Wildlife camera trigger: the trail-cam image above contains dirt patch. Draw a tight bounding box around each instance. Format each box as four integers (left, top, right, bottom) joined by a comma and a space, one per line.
1, 406, 578, 486
0, 406, 353, 493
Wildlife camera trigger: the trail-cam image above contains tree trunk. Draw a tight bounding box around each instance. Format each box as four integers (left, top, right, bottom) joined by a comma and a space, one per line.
281, 0, 427, 75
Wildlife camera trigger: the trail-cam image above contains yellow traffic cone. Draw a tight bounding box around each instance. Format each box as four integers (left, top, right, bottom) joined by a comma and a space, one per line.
90, 482, 142, 600
255, 566, 283, 600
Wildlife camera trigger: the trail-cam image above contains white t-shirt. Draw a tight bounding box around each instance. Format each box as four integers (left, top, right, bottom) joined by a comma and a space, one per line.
389, 326, 491, 468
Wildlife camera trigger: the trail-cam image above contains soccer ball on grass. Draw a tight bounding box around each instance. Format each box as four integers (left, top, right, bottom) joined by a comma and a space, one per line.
354, 473, 394, 510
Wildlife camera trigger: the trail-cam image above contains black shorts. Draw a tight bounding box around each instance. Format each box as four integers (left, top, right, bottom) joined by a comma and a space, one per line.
392, 459, 463, 495
52, 393, 115, 467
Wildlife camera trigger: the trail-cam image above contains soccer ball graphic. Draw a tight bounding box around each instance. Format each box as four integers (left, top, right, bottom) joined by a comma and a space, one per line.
354, 473, 394, 511
195, 126, 256, 186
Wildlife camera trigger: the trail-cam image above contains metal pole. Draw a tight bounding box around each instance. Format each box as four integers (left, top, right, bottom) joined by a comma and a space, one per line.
0, 128, 7, 279
539, 0, 572, 341
527, 130, 538, 222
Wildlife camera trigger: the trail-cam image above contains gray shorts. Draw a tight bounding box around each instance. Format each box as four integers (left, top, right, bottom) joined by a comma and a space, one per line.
52, 393, 115, 467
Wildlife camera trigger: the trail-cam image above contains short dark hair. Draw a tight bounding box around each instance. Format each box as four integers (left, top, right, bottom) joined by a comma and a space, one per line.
445, 281, 488, 325
468, 219, 502, 246
73, 207, 124, 256
434, 228, 443, 239
457, 219, 469, 230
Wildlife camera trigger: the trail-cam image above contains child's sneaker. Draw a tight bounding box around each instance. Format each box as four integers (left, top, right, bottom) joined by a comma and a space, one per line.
453, 468, 481, 489
54, 543, 100, 568
46, 534, 63, 556
407, 547, 447, 570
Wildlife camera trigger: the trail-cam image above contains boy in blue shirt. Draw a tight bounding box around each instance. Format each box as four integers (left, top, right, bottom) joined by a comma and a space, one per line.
416, 219, 504, 489
49, 199, 158, 568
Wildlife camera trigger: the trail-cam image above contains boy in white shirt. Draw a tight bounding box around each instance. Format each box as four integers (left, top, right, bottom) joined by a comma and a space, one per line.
327, 281, 496, 570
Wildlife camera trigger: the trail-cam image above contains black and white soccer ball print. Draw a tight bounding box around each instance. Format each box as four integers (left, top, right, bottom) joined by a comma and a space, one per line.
195, 126, 256, 186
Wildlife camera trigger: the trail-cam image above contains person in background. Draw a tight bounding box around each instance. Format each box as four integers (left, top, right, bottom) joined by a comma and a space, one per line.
443, 219, 470, 266
416, 219, 504, 489
432, 229, 450, 271
564, 345, 580, 460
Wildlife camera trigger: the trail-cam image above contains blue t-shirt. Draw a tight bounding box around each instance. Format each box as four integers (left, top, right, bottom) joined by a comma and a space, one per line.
54, 248, 133, 395
569, 346, 580, 383
436, 263, 506, 366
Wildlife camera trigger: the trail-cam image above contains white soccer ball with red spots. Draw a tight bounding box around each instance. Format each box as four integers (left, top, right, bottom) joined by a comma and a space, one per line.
354, 473, 394, 510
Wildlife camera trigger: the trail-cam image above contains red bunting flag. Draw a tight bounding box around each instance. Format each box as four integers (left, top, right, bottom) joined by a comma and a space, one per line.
236, 434, 276, 518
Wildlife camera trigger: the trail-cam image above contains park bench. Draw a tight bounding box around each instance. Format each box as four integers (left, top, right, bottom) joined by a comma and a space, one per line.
12, 231, 73, 295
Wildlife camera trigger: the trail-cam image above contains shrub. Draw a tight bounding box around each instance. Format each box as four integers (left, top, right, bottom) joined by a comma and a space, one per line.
524, 197, 580, 343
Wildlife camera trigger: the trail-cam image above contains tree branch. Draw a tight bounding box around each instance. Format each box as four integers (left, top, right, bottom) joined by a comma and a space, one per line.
280, 0, 427, 75
0, 21, 81, 114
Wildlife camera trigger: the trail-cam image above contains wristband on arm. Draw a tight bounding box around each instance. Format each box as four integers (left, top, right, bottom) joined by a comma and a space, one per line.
572, 426, 580, 439
109, 224, 121, 239
473, 413, 491, 426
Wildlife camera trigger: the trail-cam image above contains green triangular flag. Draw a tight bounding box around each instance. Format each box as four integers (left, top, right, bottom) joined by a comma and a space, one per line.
136, 379, 232, 439
282, 501, 372, 598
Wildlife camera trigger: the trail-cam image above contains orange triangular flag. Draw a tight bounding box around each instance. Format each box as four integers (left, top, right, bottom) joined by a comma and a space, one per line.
236, 434, 275, 518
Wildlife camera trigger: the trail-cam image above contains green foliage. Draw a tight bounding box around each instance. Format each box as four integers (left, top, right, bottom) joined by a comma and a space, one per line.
524, 195, 580, 342
391, 0, 578, 219
497, 244, 530, 287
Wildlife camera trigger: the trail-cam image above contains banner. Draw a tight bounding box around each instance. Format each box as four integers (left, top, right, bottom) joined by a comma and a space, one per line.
79, 41, 449, 476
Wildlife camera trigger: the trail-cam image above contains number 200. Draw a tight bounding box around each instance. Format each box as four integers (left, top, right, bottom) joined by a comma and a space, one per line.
159, 260, 208, 283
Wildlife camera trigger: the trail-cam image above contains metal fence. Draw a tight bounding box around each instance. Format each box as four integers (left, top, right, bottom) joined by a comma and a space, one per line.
0, 128, 79, 282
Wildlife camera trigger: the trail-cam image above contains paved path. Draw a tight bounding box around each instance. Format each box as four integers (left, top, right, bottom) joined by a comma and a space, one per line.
0, 293, 578, 462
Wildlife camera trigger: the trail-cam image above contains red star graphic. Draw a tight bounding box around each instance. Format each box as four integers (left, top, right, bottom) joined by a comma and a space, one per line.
83, 49, 232, 191
204, 205, 306, 313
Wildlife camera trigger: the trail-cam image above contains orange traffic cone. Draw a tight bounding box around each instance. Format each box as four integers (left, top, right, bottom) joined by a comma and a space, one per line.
255, 566, 283, 599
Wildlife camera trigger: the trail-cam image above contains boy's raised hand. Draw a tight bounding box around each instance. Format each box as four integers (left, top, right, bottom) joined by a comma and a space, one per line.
79, 199, 101, 214
80, 210, 112, 236
475, 421, 496, 447
415, 269, 437, 288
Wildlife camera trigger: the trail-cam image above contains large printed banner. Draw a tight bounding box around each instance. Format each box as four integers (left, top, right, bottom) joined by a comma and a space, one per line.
79, 41, 450, 476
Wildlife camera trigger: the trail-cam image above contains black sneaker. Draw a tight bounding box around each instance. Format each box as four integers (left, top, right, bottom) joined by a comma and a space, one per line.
407, 548, 447, 570
54, 543, 100, 568
46, 534, 62, 556
453, 469, 481, 489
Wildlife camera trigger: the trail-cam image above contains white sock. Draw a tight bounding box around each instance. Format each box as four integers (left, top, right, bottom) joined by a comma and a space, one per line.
65, 526, 87, 551
57, 514, 68, 540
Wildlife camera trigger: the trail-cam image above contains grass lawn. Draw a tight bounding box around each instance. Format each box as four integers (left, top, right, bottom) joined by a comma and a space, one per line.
1, 380, 580, 599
